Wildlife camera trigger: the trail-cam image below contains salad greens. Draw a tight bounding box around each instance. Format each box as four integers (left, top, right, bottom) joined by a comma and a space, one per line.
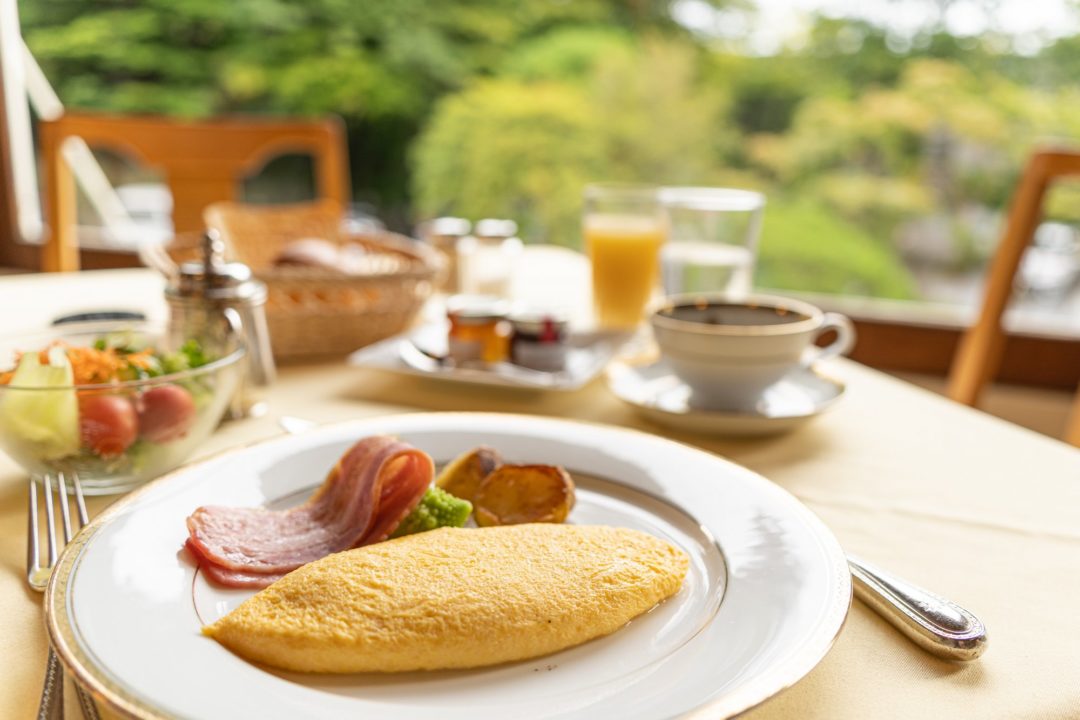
161, 340, 213, 375
92, 334, 212, 381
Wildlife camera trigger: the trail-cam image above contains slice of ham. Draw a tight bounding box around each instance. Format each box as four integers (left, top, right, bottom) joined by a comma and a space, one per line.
186, 435, 433, 588
184, 540, 289, 587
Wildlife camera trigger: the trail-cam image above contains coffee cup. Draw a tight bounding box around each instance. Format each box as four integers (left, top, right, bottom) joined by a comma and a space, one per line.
650, 294, 855, 410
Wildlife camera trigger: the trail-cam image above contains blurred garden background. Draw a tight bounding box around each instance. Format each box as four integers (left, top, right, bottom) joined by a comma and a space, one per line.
18, 0, 1080, 308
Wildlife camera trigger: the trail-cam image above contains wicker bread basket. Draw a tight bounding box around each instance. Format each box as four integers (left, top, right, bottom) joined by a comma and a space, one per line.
202, 200, 441, 360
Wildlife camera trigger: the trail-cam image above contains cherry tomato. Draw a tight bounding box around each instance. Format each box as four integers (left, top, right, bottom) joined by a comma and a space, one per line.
137, 385, 196, 443
79, 394, 138, 458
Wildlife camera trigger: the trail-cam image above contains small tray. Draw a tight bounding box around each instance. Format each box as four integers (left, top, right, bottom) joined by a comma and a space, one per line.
347, 323, 631, 391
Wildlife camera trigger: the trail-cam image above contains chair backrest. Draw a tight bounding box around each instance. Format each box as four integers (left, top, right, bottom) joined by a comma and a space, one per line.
946, 147, 1080, 445
37, 112, 350, 272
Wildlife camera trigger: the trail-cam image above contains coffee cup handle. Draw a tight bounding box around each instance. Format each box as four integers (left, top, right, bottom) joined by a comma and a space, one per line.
803, 312, 856, 367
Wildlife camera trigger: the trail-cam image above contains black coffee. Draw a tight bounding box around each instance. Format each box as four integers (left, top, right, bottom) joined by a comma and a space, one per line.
659, 301, 808, 327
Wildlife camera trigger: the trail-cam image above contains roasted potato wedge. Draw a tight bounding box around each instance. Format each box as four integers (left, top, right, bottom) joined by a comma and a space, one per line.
474, 464, 576, 527
434, 446, 502, 503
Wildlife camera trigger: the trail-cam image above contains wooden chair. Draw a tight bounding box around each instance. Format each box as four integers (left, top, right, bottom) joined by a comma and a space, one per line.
947, 148, 1080, 446
37, 112, 350, 272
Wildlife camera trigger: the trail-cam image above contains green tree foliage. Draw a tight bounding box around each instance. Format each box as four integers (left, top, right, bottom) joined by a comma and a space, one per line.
20, 0, 697, 211
742, 53, 1080, 273
18, 2, 1080, 299
413, 80, 607, 244
711, 54, 815, 136
501, 27, 636, 82
414, 36, 732, 246
757, 198, 917, 299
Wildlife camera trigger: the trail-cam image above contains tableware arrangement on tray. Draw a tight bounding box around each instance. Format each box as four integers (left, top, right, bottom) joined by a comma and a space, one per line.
350, 320, 631, 391
349, 290, 634, 390
45, 414, 853, 720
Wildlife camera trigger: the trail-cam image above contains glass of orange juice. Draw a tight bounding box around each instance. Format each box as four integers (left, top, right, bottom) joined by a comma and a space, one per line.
584, 184, 666, 329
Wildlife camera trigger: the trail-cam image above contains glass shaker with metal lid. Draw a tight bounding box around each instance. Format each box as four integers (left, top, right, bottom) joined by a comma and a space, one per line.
165, 230, 275, 417
457, 218, 523, 298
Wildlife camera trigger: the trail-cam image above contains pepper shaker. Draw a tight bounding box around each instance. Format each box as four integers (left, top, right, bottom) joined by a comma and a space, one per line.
165, 230, 276, 418
422, 217, 471, 294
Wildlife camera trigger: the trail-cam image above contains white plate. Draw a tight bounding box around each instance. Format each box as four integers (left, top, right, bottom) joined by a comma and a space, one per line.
47, 413, 850, 720
607, 358, 846, 437
347, 324, 631, 391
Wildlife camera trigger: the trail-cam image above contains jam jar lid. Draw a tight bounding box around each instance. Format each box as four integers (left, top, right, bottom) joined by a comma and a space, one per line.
474, 218, 518, 239
446, 294, 510, 325
428, 217, 472, 238
509, 308, 569, 339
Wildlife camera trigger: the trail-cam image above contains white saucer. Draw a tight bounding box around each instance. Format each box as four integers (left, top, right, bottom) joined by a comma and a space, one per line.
606, 358, 845, 437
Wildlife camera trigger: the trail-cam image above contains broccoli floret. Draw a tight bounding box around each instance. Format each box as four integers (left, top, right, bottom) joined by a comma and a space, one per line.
391, 486, 472, 538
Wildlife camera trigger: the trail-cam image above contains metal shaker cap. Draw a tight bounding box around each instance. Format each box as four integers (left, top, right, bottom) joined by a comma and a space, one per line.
474, 218, 518, 239
428, 217, 472, 238
171, 230, 266, 304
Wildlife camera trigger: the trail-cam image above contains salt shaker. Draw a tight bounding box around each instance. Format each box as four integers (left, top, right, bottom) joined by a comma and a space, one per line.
165, 230, 276, 418
457, 218, 522, 298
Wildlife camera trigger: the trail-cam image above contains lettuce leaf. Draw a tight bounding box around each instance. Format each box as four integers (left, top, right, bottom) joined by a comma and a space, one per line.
0, 351, 80, 460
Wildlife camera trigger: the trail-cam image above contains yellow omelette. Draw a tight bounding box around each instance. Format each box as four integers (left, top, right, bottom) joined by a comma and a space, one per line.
203, 524, 689, 673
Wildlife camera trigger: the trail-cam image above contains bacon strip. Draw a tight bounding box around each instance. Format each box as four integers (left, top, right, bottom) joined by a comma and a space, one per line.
186, 436, 433, 588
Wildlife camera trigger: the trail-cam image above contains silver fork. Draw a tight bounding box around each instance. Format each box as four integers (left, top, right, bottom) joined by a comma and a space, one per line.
27, 472, 101, 720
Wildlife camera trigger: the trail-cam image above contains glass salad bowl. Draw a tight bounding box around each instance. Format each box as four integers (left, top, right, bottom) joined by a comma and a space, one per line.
0, 322, 245, 494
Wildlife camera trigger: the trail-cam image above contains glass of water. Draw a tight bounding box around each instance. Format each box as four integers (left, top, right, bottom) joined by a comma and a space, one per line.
659, 187, 765, 298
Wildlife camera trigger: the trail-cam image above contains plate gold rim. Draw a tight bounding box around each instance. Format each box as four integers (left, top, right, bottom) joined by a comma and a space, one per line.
45, 412, 852, 720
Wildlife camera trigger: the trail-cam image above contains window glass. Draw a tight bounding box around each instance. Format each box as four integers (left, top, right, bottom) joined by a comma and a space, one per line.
17, 0, 1080, 328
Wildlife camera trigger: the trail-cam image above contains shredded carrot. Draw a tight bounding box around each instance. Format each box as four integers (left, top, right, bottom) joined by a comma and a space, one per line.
0, 342, 162, 387
62, 346, 126, 385
125, 349, 156, 371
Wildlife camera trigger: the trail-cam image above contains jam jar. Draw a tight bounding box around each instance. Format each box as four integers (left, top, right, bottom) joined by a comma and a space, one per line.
509, 310, 569, 372
446, 295, 511, 364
